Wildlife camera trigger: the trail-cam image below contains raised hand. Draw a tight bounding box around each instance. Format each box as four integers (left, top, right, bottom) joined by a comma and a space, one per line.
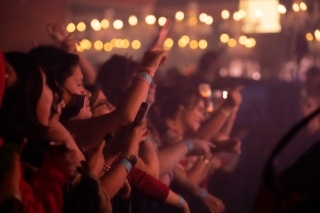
60, 38, 80, 54
223, 85, 243, 110
154, 18, 173, 48
109, 120, 148, 156
203, 193, 225, 213
47, 22, 70, 43
141, 48, 167, 72
82, 140, 106, 177
212, 138, 241, 154
188, 138, 216, 161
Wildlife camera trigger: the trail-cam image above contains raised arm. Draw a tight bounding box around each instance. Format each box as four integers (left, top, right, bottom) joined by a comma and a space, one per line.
46, 22, 97, 84
185, 156, 210, 185
196, 86, 243, 141
149, 18, 173, 49
172, 167, 225, 213
99, 120, 147, 198
63, 49, 167, 151
218, 107, 239, 138
158, 138, 213, 177
136, 139, 160, 178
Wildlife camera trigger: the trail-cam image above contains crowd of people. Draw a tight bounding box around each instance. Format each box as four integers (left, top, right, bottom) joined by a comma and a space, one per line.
1, 19, 320, 213
0, 21, 243, 213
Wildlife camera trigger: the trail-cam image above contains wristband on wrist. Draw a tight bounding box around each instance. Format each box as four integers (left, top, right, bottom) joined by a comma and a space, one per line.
135, 72, 153, 85
199, 190, 208, 200
118, 157, 133, 173
139, 67, 154, 78
146, 135, 153, 143
184, 138, 194, 152
177, 195, 185, 208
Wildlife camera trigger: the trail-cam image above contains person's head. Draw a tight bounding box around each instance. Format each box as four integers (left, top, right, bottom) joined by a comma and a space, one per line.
197, 50, 224, 82
159, 85, 205, 134
300, 93, 320, 134
0, 52, 64, 142
305, 66, 320, 95
85, 84, 115, 117
29, 46, 92, 120
96, 54, 141, 107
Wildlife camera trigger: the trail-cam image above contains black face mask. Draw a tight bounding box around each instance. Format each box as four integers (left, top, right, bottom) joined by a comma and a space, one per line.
60, 87, 85, 121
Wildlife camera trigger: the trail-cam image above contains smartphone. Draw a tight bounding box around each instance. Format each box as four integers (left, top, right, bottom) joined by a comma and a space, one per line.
210, 139, 240, 153
132, 102, 150, 127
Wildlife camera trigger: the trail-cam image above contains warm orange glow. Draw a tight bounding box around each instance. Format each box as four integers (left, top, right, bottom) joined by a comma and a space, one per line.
94, 40, 103, 51
175, 11, 185, 21
132, 40, 141, 49
66, 23, 76, 33
129, 15, 138, 26
77, 22, 86, 32
228, 39, 237, 47
221, 10, 230, 19
220, 34, 229, 43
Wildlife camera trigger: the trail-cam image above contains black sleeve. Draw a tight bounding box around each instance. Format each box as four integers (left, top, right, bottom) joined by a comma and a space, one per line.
280, 141, 320, 196
0, 197, 23, 213
64, 175, 101, 213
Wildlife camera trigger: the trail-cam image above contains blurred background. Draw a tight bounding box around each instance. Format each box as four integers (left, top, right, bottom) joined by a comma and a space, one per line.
1, 0, 320, 212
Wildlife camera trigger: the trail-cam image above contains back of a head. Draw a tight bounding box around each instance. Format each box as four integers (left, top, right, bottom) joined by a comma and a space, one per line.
306, 66, 320, 79
198, 50, 222, 72
96, 54, 141, 106
1, 52, 44, 141
305, 66, 320, 97
29, 45, 79, 86
158, 85, 203, 120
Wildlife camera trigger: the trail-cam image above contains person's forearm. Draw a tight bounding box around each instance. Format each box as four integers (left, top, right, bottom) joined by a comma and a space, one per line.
62, 78, 150, 151
99, 163, 129, 198
77, 53, 97, 84
186, 157, 209, 185
219, 110, 238, 137
44, 122, 85, 165
165, 190, 190, 213
115, 77, 150, 124
158, 141, 189, 177
196, 106, 232, 141
136, 142, 160, 178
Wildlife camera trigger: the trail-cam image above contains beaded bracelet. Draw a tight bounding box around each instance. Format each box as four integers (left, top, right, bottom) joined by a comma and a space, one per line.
199, 190, 208, 200
135, 72, 153, 85
177, 195, 185, 208
103, 163, 111, 172
184, 138, 194, 152
118, 157, 133, 173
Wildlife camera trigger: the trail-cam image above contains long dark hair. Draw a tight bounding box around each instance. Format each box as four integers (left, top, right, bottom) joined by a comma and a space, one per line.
29, 45, 79, 86
159, 85, 203, 120
96, 54, 140, 107
151, 85, 203, 134
0, 52, 48, 142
